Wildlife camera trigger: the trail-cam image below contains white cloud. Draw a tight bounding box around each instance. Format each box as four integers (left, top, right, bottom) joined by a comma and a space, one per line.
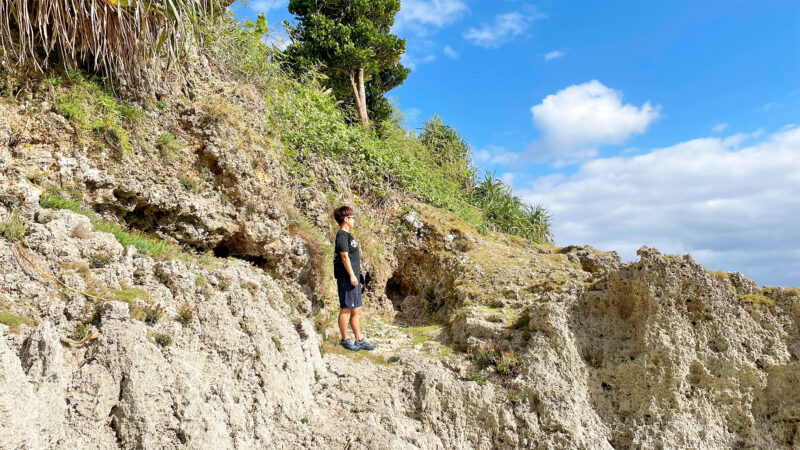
401, 52, 437, 70
711, 123, 728, 133
518, 126, 800, 286
544, 50, 564, 61
472, 146, 520, 165
394, 0, 469, 34
443, 45, 459, 59
464, 8, 545, 48
527, 80, 661, 162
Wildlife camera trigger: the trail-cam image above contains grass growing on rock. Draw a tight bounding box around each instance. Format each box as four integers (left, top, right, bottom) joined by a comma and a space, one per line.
738, 293, 776, 307
53, 72, 142, 152
0, 310, 35, 333
0, 210, 26, 241
40, 189, 177, 257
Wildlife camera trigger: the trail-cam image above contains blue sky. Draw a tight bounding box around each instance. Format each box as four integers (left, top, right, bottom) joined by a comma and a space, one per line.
234, 1, 800, 287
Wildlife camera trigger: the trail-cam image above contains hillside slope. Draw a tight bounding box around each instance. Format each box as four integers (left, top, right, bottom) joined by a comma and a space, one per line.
1, 60, 799, 449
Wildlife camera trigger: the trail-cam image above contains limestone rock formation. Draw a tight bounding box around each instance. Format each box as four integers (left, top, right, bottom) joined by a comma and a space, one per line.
1, 63, 798, 449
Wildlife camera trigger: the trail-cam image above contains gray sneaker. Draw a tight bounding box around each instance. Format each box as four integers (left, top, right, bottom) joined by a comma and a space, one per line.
340, 339, 360, 351
355, 339, 376, 351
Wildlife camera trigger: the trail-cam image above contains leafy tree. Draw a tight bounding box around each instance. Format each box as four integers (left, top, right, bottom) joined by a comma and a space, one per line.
419, 115, 475, 191
284, 0, 409, 126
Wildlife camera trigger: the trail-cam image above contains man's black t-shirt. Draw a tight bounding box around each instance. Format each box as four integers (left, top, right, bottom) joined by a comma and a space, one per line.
334, 230, 360, 280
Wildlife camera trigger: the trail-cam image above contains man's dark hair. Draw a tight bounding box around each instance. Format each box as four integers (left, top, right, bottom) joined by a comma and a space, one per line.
334, 206, 354, 225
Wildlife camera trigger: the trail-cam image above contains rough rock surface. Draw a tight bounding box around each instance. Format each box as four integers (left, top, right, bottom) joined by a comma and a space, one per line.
1, 66, 799, 449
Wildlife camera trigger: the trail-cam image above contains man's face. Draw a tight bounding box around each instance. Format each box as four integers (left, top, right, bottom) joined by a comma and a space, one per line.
346, 215, 355, 227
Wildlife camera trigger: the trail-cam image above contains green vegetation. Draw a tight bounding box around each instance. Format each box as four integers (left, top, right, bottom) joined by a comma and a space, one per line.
272, 336, 283, 351
90, 253, 112, 269
0, 210, 26, 241
419, 115, 475, 191
53, 73, 141, 152
387, 355, 401, 364
284, 0, 408, 125
144, 304, 165, 325
179, 176, 201, 192
111, 288, 149, 321
738, 293, 776, 307
0, 0, 217, 85
0, 310, 35, 333
72, 323, 88, 341
470, 172, 553, 243
154, 333, 173, 347
40, 188, 176, 257
468, 372, 486, 386
155, 132, 183, 157
175, 303, 194, 328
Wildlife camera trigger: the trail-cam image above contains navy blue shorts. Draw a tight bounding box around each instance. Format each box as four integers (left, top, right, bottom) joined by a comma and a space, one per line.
337, 277, 362, 310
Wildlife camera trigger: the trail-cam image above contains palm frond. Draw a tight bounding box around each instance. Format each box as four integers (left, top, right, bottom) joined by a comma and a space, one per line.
0, 0, 218, 85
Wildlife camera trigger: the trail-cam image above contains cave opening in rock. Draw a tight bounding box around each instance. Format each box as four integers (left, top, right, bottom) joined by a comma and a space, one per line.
385, 273, 409, 312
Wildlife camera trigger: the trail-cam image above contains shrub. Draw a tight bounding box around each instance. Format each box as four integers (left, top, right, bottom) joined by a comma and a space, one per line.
470, 172, 553, 244
387, 355, 401, 364
154, 333, 173, 347
144, 304, 165, 325
175, 302, 194, 328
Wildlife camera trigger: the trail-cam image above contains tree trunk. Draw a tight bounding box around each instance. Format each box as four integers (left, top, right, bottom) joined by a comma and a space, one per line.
349, 69, 369, 126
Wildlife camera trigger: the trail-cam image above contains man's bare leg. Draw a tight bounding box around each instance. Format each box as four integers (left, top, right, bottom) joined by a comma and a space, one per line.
350, 306, 362, 341
338, 309, 351, 340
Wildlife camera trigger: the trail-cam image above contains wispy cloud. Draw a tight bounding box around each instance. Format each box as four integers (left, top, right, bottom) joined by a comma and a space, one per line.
443, 45, 459, 59
711, 123, 729, 133
544, 50, 564, 61
519, 125, 800, 286
464, 7, 546, 48
394, 0, 469, 35
527, 80, 661, 163
472, 146, 520, 165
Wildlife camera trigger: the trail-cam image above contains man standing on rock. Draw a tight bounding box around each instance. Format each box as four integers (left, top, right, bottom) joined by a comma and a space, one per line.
333, 206, 376, 351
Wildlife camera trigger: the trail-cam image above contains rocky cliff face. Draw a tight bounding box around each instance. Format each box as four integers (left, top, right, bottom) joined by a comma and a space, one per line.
1, 68, 799, 449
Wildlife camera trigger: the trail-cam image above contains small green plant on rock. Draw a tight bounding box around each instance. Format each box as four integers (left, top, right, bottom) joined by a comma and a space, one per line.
155, 132, 182, 157
154, 333, 173, 347
90, 252, 112, 268
143, 304, 165, 325
388, 355, 401, 364
175, 302, 194, 328
0, 211, 25, 241
179, 176, 200, 193
468, 372, 486, 386
71, 323, 88, 340
272, 336, 282, 351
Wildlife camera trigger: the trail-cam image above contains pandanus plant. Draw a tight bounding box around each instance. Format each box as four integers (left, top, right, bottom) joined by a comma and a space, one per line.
0, 0, 220, 84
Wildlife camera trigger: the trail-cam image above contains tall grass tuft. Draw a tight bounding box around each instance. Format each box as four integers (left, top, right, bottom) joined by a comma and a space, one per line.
0, 0, 218, 85
470, 172, 553, 244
